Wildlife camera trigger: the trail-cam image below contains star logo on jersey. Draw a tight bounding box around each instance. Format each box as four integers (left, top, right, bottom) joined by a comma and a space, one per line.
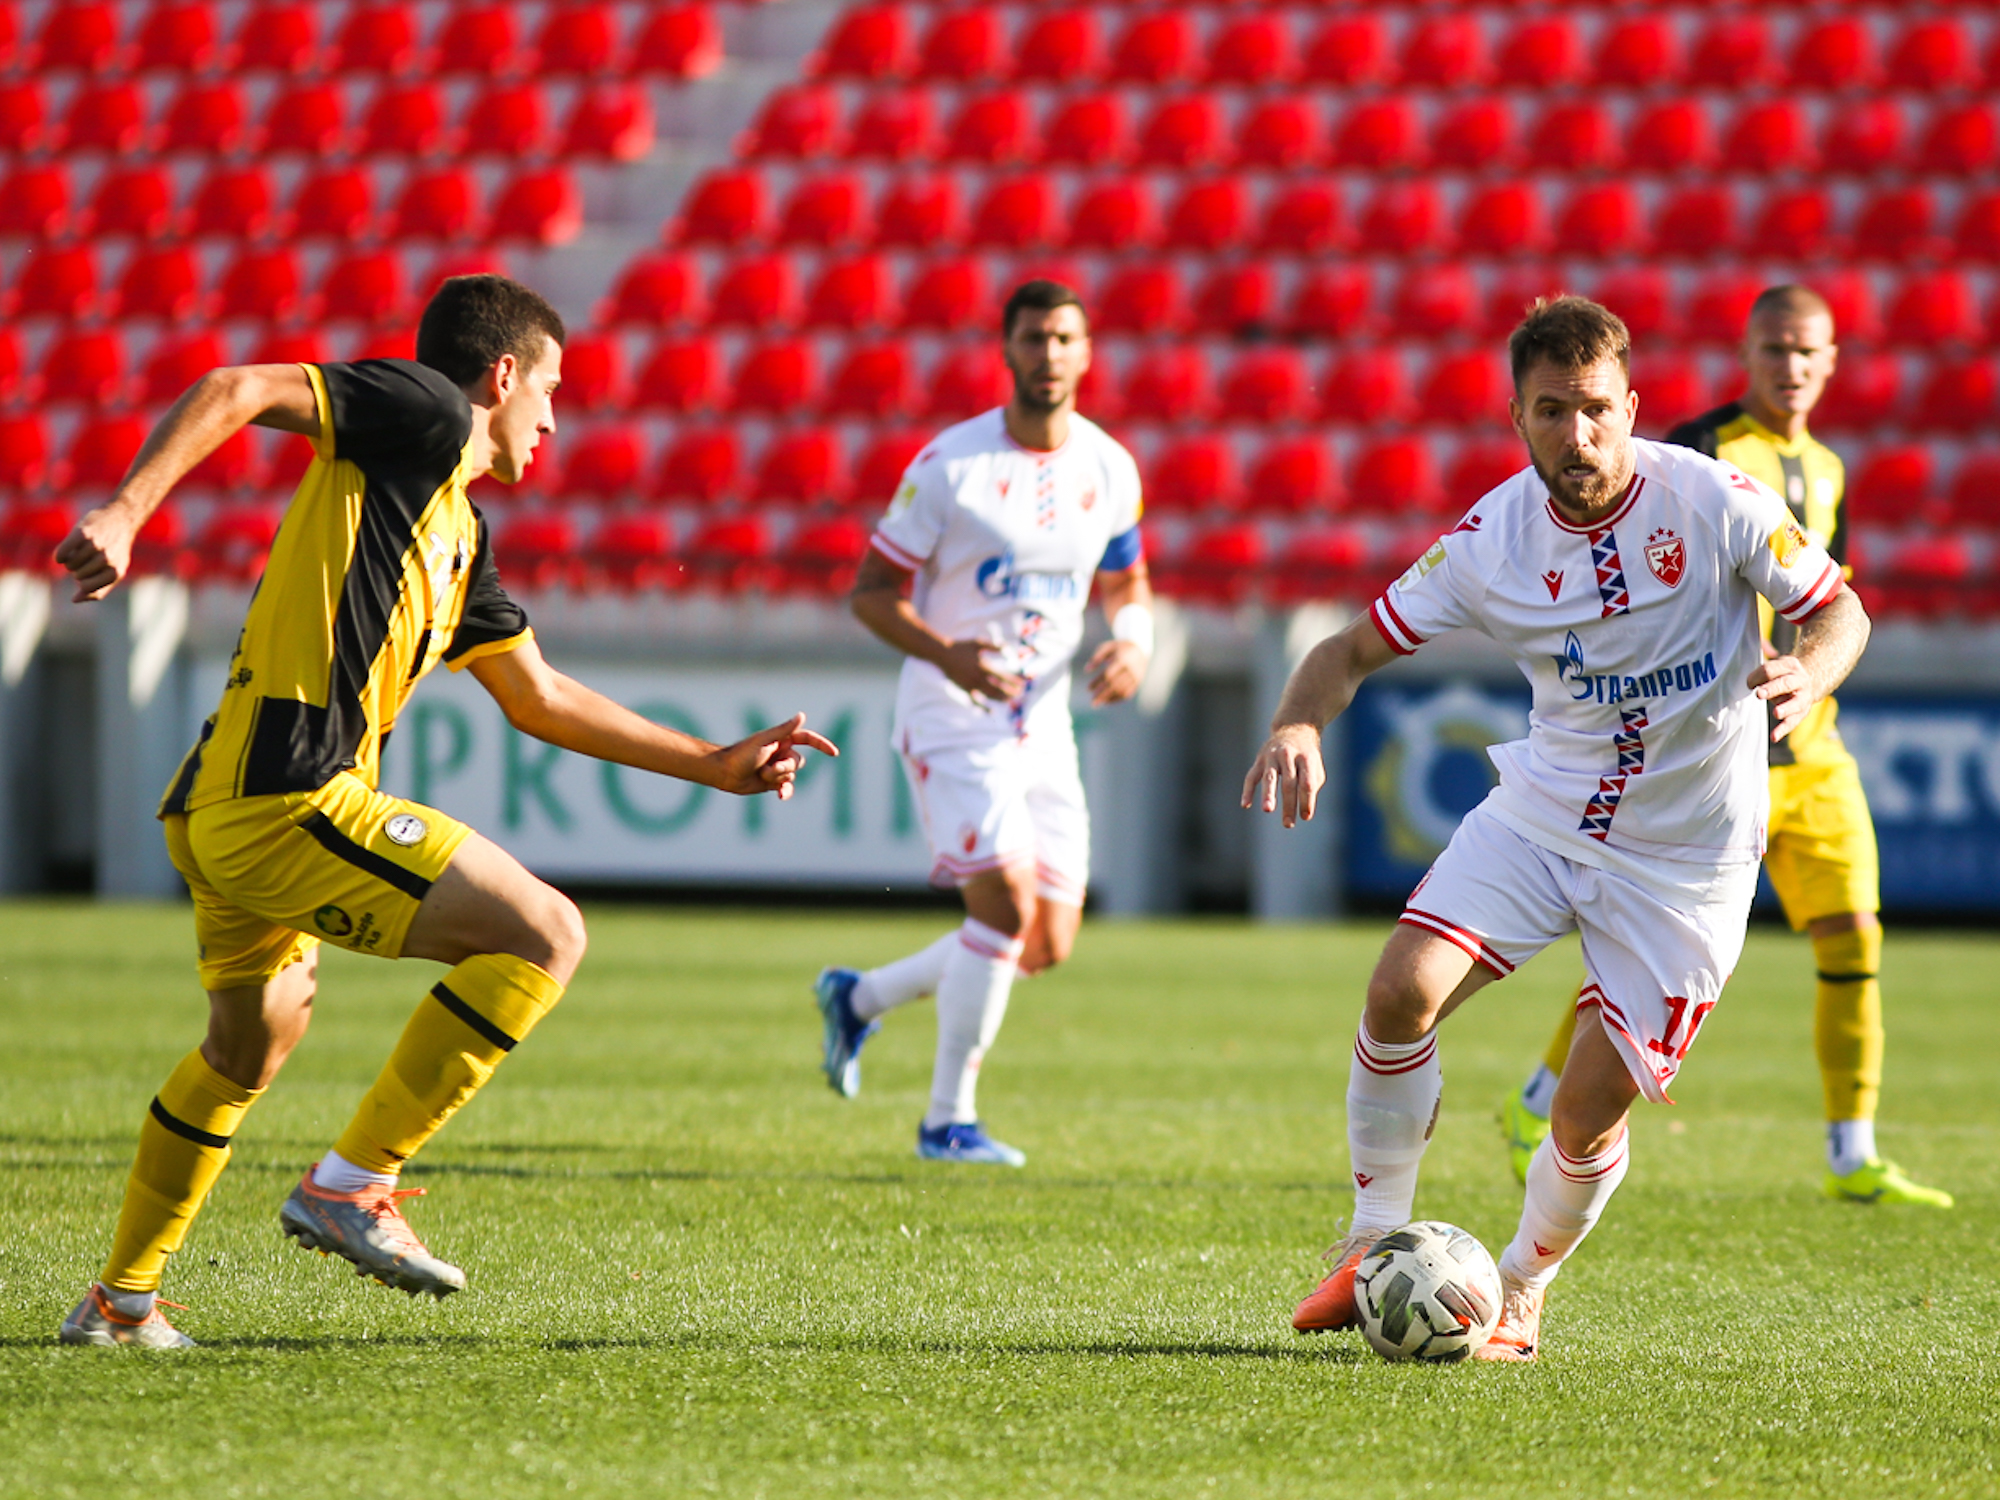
1080, 484, 1098, 511
1644, 528, 1686, 589
1542, 569, 1563, 600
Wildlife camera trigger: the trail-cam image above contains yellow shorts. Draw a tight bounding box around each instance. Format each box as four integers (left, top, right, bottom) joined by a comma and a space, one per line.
1764, 755, 1881, 931
163, 772, 472, 991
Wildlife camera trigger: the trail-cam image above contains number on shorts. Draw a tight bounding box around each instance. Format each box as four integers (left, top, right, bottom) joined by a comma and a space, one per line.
1646, 995, 1716, 1062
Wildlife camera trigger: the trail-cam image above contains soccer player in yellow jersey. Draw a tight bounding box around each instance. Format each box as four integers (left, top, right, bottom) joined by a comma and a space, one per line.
52, 275, 838, 1347
1499, 285, 1951, 1209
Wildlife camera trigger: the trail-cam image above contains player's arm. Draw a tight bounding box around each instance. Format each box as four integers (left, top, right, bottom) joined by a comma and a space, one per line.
1241, 613, 1401, 827
55, 364, 321, 603
1749, 586, 1869, 744
468, 639, 837, 800
1083, 558, 1153, 707
849, 547, 1025, 702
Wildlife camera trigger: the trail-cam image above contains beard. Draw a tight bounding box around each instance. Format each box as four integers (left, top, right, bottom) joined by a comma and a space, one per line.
1534, 440, 1631, 517
1010, 369, 1069, 412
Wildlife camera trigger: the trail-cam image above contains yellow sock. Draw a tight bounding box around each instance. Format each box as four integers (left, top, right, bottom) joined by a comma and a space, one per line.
102, 1050, 262, 1293
1815, 926, 1883, 1125
332, 954, 565, 1175
1543, 998, 1580, 1077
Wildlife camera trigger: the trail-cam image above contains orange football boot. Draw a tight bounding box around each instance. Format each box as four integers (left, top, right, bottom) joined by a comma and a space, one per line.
1472, 1275, 1543, 1362
1291, 1233, 1373, 1333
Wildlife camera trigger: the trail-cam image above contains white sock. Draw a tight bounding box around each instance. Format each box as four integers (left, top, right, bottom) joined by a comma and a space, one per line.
1346, 1025, 1444, 1238
1520, 1064, 1559, 1119
853, 934, 958, 1021
924, 919, 1024, 1130
1827, 1118, 1877, 1176
1500, 1129, 1631, 1289
101, 1285, 156, 1318
313, 1148, 399, 1195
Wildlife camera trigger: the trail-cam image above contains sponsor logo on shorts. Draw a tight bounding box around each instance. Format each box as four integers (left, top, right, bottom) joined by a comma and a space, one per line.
384, 813, 428, 846
314, 905, 354, 937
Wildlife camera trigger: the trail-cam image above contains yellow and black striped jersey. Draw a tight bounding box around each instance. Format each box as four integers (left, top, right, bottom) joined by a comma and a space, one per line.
1665, 401, 1847, 766
162, 359, 532, 816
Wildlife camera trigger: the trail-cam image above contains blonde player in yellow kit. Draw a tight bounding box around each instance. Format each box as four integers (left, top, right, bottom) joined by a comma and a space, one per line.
1500, 285, 1951, 1208
52, 275, 838, 1348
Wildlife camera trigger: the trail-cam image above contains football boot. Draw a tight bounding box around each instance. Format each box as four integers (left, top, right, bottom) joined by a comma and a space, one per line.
1824, 1158, 1954, 1208
59, 1285, 196, 1349
1499, 1090, 1552, 1186
916, 1120, 1025, 1166
280, 1167, 466, 1298
1473, 1274, 1543, 1363
1291, 1232, 1373, 1333
814, 967, 879, 1099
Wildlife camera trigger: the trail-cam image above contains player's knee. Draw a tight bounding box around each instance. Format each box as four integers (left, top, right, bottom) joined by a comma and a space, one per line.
1361, 970, 1431, 1043
528, 889, 588, 984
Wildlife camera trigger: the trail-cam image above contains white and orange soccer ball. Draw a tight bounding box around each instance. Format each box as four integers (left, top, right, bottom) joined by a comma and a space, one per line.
1353, 1220, 1504, 1362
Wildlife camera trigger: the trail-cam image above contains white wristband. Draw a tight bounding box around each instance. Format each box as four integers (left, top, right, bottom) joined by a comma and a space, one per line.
1111, 603, 1155, 658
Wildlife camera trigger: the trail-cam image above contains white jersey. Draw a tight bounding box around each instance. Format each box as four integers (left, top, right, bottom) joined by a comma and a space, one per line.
1370, 437, 1844, 901
871, 408, 1144, 749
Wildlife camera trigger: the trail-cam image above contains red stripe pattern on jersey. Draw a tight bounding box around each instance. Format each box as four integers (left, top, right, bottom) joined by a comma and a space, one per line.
1589, 526, 1631, 617
1577, 705, 1649, 841
1035, 456, 1058, 531
1777, 560, 1843, 623
1369, 595, 1424, 655
1397, 908, 1517, 975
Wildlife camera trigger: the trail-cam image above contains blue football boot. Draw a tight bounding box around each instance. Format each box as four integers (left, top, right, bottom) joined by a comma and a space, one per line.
814, 967, 878, 1099
916, 1120, 1026, 1167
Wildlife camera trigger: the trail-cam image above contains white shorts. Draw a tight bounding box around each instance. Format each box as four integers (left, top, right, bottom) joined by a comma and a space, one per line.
899, 729, 1089, 905
1400, 802, 1750, 1105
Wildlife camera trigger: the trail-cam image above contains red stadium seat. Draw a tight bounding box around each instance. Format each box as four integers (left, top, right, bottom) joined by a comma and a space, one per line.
1957, 193, 2000, 263
1333, 98, 1423, 171
1724, 101, 1815, 174
1688, 273, 1761, 345
60, 80, 147, 154
1654, 186, 1738, 259
495, 512, 577, 592
1556, 182, 1645, 259
876, 175, 963, 247
433, 5, 521, 76
1534, 101, 1621, 174
1110, 13, 1195, 85
11, 245, 98, 321
112, 245, 203, 322
359, 82, 451, 156
677, 168, 771, 245
1039, 92, 1129, 168
683, 515, 772, 594
969, 177, 1056, 250
1095, 263, 1184, 334
655, 425, 740, 504
138, 330, 223, 406
1069, 179, 1157, 251
710, 253, 801, 328
0, 499, 77, 573
557, 425, 647, 501
38, 329, 126, 407
1689, 16, 1773, 89
1483, 270, 1568, 340
601, 253, 703, 327
0, 415, 51, 491
1014, 9, 1100, 85
1322, 350, 1410, 427
816, 5, 914, 81
926, 345, 1009, 421
587, 514, 676, 593
1236, 97, 1325, 172
1402, 14, 1489, 89
462, 83, 551, 159
1146, 434, 1239, 514
1625, 99, 1716, 176
752, 427, 845, 505
246, 329, 328, 369
187, 164, 275, 240
160, 80, 248, 154
1161, 180, 1246, 253
127, 503, 191, 581
0, 163, 68, 238
1220, 349, 1312, 425
289, 165, 376, 241
919, 7, 1003, 83
1349, 437, 1441, 516
1917, 106, 1998, 177
1853, 188, 1943, 263
83, 164, 177, 241
1499, 17, 1586, 89
1390, 264, 1477, 340
1431, 97, 1517, 173
0, 80, 47, 155
1821, 101, 1905, 178
1074, 346, 1120, 424
316, 249, 406, 326
635, 336, 724, 414
191, 501, 285, 583
1813, 269, 1882, 346
1889, 273, 1983, 346
731, 339, 819, 415
1356, 182, 1444, 256
1593, 16, 1683, 90
532, 3, 620, 75
1946, 452, 2000, 528
1160, 523, 1262, 606
1270, 525, 1369, 603
1747, 188, 1836, 261
214, 246, 304, 323
259, 82, 347, 156
552, 332, 628, 414
1814, 352, 1902, 431
852, 429, 929, 505
824, 342, 913, 419
1853, 447, 1937, 518
806, 254, 896, 330
34, 2, 121, 71
1249, 438, 1341, 516
1137, 96, 1225, 170
1302, 15, 1392, 87
943, 91, 1034, 165
0, 5, 18, 72
1889, 20, 1979, 92
1457, 182, 1549, 258
1631, 353, 1705, 434
1120, 346, 1209, 424
334, 4, 423, 75
1788, 18, 1877, 92
390, 166, 482, 242
1192, 264, 1276, 338
847, 89, 936, 163
1259, 182, 1343, 255
778, 517, 870, 598
1426, 349, 1510, 430
0, 326, 20, 407
1447, 441, 1522, 504
1210, 15, 1296, 87
744, 85, 840, 160
1286, 265, 1371, 340
779, 173, 871, 248
889, 257, 982, 334
632, 5, 723, 79
234, 4, 318, 73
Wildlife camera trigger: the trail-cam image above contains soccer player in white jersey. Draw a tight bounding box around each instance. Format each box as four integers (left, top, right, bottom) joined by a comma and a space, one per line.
811, 281, 1152, 1165
1244, 297, 1870, 1360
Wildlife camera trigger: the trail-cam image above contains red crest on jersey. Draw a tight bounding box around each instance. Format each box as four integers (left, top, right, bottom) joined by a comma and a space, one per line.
1645, 529, 1685, 588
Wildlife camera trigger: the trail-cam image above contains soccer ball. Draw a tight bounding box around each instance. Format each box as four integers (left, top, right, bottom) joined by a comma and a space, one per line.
1353, 1220, 1503, 1363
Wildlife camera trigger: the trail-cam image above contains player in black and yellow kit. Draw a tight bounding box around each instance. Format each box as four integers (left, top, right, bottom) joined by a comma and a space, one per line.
53, 276, 839, 1347
1499, 285, 1951, 1208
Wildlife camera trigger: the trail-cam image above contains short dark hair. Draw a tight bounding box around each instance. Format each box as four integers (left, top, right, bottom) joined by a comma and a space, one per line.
416, 274, 566, 389
1002, 279, 1087, 338
1508, 295, 1630, 390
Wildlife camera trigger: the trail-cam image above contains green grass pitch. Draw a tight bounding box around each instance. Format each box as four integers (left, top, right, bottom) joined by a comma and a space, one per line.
2, 900, 1998, 1499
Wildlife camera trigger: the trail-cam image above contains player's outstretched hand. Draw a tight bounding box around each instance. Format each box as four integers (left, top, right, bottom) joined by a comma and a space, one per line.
1085, 639, 1146, 706
938, 640, 1026, 704
54, 505, 137, 603
712, 713, 840, 800
1242, 724, 1324, 828
1748, 654, 1816, 742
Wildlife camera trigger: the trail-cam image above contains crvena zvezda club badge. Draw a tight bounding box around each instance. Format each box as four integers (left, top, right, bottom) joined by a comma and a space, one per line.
1645, 528, 1685, 588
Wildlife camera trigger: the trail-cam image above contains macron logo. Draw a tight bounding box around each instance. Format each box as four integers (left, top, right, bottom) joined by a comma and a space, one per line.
1543, 569, 1563, 600
1534, 1241, 1554, 1257
1354, 1172, 1374, 1188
